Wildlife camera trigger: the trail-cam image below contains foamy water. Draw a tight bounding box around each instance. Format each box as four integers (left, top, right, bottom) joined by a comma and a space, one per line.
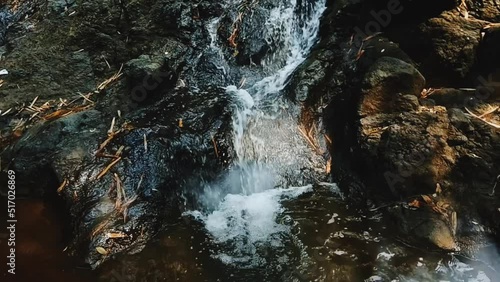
188, 185, 312, 266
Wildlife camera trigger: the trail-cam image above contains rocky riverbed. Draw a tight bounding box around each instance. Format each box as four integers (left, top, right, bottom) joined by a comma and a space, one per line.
0, 0, 499, 281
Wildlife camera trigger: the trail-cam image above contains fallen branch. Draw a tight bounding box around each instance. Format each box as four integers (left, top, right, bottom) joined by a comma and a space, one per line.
479, 106, 499, 118
465, 107, 500, 128
97, 64, 123, 92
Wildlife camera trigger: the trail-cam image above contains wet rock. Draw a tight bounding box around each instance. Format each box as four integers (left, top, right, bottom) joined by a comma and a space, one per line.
464, 0, 500, 22
286, 48, 339, 103
196, 2, 224, 18
392, 10, 484, 86
356, 36, 413, 72
426, 88, 472, 108
125, 55, 165, 81
389, 204, 458, 251
448, 108, 474, 133
217, 1, 271, 66
124, 54, 176, 106
1, 87, 234, 268
47, 0, 75, 14
395, 94, 420, 112
233, 5, 270, 66
296, 0, 500, 253
0, 6, 11, 46
360, 57, 425, 116
0, 46, 96, 111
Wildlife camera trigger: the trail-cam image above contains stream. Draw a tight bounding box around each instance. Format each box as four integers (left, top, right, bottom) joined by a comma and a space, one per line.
3, 0, 500, 281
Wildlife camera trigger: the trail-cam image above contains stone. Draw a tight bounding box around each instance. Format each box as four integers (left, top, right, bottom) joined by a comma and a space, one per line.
360, 56, 425, 116
448, 108, 474, 132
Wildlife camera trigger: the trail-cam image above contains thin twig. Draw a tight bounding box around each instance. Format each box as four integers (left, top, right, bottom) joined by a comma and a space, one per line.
465, 107, 500, 128
96, 157, 122, 180
212, 135, 219, 158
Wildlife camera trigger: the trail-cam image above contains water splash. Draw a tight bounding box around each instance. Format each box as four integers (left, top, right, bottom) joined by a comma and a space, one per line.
188, 185, 312, 267
188, 0, 327, 268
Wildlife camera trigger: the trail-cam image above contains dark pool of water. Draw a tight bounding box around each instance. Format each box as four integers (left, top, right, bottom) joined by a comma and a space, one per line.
1, 192, 499, 282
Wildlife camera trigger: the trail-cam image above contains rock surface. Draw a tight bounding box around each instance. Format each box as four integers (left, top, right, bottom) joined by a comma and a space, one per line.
0, 0, 236, 268
290, 0, 500, 253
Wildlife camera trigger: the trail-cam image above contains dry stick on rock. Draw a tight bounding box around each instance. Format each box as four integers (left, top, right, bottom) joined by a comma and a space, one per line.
112, 173, 141, 223
465, 107, 500, 128
115, 145, 125, 158
106, 232, 127, 239
298, 124, 322, 155
97, 64, 123, 92
57, 179, 68, 194
120, 175, 145, 223
212, 135, 219, 158
228, 12, 243, 48
96, 157, 122, 180
96, 117, 123, 158
120, 194, 138, 223
479, 106, 499, 118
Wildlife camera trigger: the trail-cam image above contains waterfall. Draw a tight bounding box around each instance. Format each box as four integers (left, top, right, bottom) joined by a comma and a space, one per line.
186, 0, 327, 267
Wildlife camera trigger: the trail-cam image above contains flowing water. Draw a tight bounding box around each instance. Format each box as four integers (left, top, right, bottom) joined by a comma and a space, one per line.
185, 0, 328, 270
5, 0, 500, 281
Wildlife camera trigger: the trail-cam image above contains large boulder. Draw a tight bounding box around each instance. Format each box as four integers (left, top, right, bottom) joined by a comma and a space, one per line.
288, 0, 500, 252
1, 87, 234, 268
359, 56, 425, 116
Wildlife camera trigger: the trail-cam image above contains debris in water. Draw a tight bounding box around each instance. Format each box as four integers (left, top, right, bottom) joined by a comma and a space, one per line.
0, 69, 8, 76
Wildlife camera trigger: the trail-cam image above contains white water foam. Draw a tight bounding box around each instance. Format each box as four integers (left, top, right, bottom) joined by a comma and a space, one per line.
188, 185, 312, 266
